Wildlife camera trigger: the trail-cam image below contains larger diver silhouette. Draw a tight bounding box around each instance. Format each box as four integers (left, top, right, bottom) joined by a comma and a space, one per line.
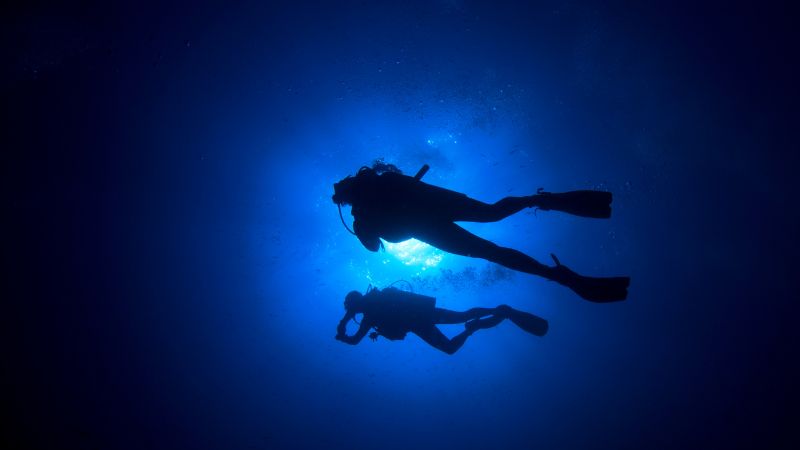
332, 162, 630, 302
335, 286, 548, 354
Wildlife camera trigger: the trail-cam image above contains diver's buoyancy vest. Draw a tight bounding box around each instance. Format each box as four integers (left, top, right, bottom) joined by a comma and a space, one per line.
364, 287, 436, 340
354, 172, 469, 228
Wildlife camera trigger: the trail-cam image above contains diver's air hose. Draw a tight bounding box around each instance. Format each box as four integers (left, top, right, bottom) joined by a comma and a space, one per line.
388, 279, 414, 293
337, 203, 356, 235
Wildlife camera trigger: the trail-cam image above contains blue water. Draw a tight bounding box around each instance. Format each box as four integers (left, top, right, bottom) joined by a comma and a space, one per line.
5, 1, 797, 449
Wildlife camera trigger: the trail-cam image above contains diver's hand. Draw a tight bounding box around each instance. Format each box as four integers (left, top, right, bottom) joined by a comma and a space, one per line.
353, 220, 382, 252
361, 237, 381, 252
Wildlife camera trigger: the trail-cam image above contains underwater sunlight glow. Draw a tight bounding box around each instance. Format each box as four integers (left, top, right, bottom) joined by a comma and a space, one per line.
382, 238, 444, 268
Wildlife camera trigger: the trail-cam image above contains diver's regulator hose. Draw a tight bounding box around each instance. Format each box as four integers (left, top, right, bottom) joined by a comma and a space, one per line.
338, 203, 356, 235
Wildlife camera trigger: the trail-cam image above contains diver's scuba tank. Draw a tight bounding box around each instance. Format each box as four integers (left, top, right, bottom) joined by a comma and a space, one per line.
413, 164, 430, 181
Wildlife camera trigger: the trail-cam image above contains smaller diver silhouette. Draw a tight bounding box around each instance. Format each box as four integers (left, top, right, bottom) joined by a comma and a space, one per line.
335, 286, 548, 354
333, 162, 630, 302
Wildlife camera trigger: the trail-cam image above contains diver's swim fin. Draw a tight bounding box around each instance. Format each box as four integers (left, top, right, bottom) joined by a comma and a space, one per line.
565, 274, 630, 302
550, 254, 630, 302
507, 309, 549, 336
535, 189, 612, 218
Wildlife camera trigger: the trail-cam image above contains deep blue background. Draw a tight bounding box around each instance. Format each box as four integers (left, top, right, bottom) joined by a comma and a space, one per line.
4, 1, 798, 449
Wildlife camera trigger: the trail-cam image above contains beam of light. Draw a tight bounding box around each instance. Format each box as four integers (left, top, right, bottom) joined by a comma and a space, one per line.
382, 239, 443, 269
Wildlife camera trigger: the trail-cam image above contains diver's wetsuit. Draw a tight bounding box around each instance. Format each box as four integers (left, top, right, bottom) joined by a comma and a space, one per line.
334, 168, 629, 302
335, 287, 510, 354
350, 171, 536, 246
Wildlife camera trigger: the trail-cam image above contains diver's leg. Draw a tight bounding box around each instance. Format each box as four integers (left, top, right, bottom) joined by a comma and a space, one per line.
417, 222, 553, 277
416, 223, 629, 302
413, 325, 473, 355
447, 196, 535, 223
450, 190, 614, 221
433, 307, 494, 325
464, 314, 506, 332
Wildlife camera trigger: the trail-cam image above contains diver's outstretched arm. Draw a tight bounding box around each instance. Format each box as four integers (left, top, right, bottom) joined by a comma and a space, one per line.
336, 311, 355, 337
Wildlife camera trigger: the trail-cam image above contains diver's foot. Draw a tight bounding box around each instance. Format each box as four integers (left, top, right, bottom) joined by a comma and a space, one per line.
495, 304, 513, 317
527, 191, 549, 210
549, 254, 629, 302
507, 310, 550, 337
565, 274, 630, 302
464, 319, 481, 333
530, 189, 612, 219
465, 317, 501, 332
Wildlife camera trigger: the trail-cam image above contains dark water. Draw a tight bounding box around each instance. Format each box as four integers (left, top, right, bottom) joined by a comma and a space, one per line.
4, 1, 798, 449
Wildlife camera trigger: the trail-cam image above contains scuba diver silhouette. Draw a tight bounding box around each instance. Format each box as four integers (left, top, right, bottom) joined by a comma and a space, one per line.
332, 162, 630, 302
335, 286, 548, 354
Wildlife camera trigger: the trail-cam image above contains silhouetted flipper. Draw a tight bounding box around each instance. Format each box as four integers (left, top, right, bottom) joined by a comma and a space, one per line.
550, 254, 629, 302
536, 189, 612, 218
506, 309, 549, 336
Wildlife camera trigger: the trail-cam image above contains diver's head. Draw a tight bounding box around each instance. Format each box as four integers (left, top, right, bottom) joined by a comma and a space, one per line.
332, 167, 378, 205
344, 290, 366, 312
332, 176, 357, 206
